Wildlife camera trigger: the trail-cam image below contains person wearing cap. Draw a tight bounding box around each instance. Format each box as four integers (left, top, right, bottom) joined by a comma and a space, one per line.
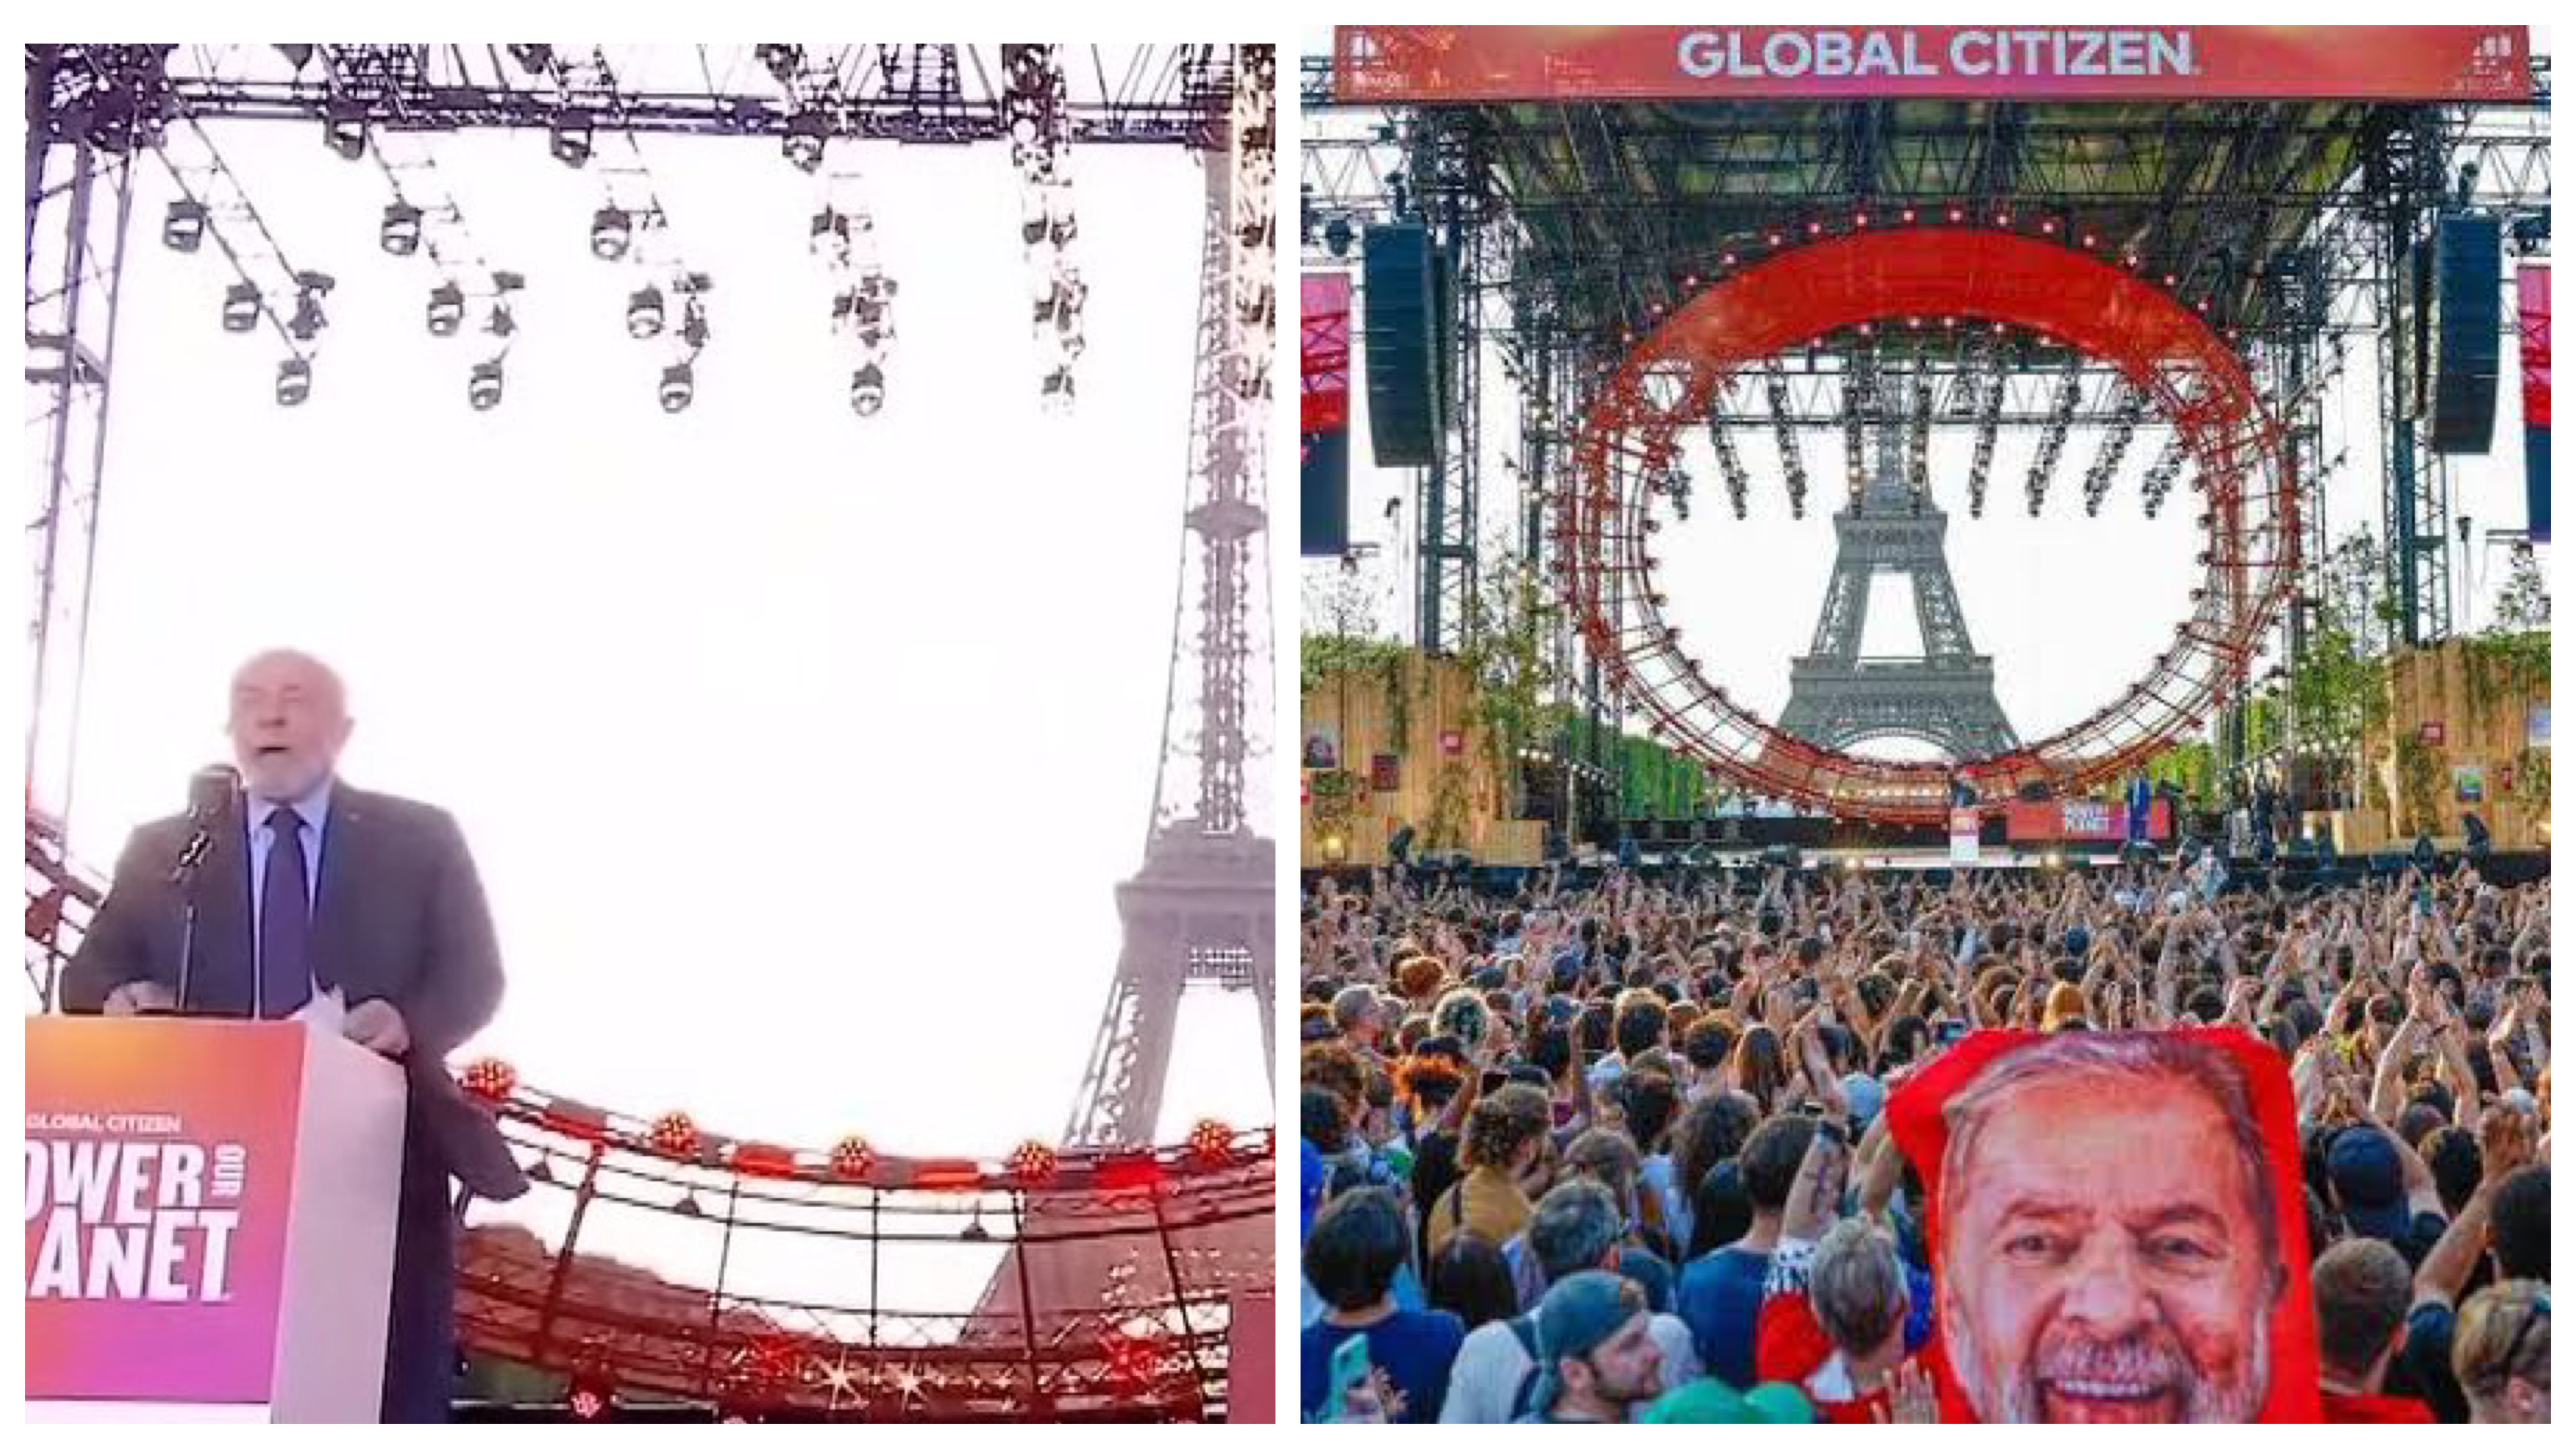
1514, 1271, 1666, 1423
1334, 983, 1390, 1059
2325, 1124, 2446, 1267
1442, 1181, 1701, 1423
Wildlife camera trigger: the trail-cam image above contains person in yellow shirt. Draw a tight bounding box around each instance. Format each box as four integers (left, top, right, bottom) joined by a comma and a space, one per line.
1428, 1083, 1554, 1258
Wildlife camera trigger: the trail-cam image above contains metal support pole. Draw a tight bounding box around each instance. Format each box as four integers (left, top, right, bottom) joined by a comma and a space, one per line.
531, 1143, 608, 1369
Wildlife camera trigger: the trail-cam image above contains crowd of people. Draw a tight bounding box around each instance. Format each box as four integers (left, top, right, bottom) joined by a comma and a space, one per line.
1297, 855, 2550, 1424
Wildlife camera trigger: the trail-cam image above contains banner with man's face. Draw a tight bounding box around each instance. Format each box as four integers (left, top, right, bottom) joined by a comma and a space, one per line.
1884, 1029, 2321, 1424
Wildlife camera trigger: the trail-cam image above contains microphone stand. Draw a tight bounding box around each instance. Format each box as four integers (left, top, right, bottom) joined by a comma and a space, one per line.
169, 824, 215, 1016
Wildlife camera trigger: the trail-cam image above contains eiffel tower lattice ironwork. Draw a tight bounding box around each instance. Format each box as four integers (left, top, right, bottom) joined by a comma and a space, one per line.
971, 49, 1274, 1397
1776, 428, 2019, 760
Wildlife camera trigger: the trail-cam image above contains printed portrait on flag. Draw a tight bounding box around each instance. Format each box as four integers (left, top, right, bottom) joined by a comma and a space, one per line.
1884, 1029, 2320, 1424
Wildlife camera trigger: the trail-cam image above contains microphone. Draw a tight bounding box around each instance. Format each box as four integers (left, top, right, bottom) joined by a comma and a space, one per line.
172, 763, 241, 883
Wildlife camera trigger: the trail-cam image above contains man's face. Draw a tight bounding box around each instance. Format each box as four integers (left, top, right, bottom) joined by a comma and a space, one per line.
1573, 1310, 1664, 1409
1941, 1075, 2275, 1424
227, 652, 352, 801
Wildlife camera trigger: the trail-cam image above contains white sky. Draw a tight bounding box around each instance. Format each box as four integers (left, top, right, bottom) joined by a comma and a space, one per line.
1303, 69, 2548, 765
47, 77, 1270, 1304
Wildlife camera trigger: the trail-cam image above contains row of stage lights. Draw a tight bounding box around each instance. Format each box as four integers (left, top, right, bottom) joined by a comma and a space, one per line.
464, 1057, 1249, 1189
1659, 315, 2207, 524
159, 44, 1076, 416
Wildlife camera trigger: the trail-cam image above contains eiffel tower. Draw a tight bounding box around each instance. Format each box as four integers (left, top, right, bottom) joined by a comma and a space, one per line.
1776, 427, 2019, 758
970, 48, 1274, 1405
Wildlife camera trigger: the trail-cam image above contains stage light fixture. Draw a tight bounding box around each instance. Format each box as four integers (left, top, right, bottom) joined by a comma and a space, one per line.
162, 199, 208, 253
549, 121, 593, 168
286, 272, 334, 341
1323, 216, 1354, 256
755, 43, 804, 83
322, 104, 368, 161
625, 285, 665, 339
378, 201, 423, 256
589, 205, 633, 260
468, 359, 504, 411
425, 282, 466, 336
658, 362, 695, 413
274, 358, 311, 407
485, 302, 517, 339
850, 363, 885, 417
274, 44, 315, 72
782, 111, 828, 174
809, 207, 849, 263
677, 299, 710, 351
221, 282, 262, 332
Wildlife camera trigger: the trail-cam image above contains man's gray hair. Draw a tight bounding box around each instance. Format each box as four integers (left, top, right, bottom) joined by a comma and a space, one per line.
1331, 983, 1380, 1032
1810, 1218, 1909, 1356
1937, 1032, 2281, 1270
1528, 1178, 1624, 1284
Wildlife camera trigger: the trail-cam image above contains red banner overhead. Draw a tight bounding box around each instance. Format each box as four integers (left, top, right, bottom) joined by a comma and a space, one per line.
1333, 25, 2532, 104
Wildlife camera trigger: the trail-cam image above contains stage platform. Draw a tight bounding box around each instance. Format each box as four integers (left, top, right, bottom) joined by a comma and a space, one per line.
1302, 849, 2548, 897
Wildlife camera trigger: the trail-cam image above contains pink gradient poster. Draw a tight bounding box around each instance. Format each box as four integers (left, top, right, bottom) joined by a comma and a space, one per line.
25, 1019, 305, 1403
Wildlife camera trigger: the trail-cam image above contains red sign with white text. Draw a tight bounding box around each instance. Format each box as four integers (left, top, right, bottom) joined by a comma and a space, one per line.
1334, 26, 2531, 103
2002, 797, 2171, 843
25, 1020, 303, 1403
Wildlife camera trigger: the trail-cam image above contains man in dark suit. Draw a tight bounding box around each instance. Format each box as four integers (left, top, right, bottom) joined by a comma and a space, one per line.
61, 648, 526, 1423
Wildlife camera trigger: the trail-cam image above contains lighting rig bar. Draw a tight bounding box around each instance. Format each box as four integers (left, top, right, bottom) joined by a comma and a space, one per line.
2079, 382, 2150, 517
1838, 337, 1880, 508
2020, 358, 2086, 517
152, 45, 1236, 149
1004, 44, 1085, 409
1760, 358, 1810, 520
1707, 415, 1752, 521
148, 109, 327, 401
315, 49, 525, 409
1964, 350, 2007, 519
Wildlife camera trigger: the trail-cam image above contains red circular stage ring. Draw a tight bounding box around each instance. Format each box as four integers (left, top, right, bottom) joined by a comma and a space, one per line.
1557, 222, 2296, 825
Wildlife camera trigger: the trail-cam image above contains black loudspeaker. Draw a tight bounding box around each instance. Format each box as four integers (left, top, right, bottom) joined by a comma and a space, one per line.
1362, 223, 1440, 466
2429, 212, 2503, 453
1301, 428, 1350, 557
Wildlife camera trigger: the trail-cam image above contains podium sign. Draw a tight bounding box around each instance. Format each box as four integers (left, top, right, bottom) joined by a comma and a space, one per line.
25, 1018, 406, 1422
1949, 808, 1980, 865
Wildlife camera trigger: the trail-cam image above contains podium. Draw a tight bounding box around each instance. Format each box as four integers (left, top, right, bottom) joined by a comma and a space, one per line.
25, 1017, 408, 1423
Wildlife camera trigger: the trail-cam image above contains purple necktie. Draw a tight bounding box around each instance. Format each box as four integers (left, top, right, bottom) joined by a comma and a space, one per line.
258, 806, 313, 1018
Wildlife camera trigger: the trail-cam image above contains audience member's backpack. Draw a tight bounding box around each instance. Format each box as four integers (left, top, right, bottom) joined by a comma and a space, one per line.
1505, 1312, 1547, 1421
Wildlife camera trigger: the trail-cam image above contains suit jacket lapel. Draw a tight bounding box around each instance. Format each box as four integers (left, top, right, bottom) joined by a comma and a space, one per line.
312, 786, 367, 998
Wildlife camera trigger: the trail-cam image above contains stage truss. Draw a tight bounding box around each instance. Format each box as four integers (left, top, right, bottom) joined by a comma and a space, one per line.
1560, 221, 2293, 823
24, 44, 1275, 1421
1302, 48, 2548, 830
